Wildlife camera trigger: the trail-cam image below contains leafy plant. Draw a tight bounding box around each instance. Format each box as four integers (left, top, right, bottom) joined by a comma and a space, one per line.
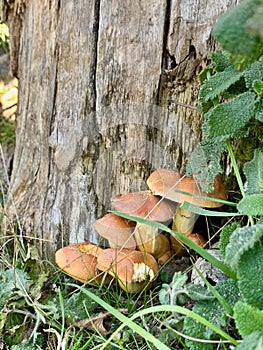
0, 21, 9, 52
182, 0, 263, 348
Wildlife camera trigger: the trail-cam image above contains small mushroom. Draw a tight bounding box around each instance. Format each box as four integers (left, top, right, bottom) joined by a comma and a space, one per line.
93, 213, 136, 249
97, 248, 159, 293
147, 169, 227, 253
111, 190, 175, 262
171, 233, 207, 255
55, 242, 104, 283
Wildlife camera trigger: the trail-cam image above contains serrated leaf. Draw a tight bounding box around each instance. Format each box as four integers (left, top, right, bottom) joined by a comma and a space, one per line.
211, 50, 232, 72
253, 80, 263, 97
185, 284, 214, 301
159, 286, 171, 305
237, 194, 263, 215
235, 331, 263, 350
234, 301, 263, 337
183, 279, 239, 350
219, 222, 240, 259
243, 149, 263, 194
199, 67, 243, 102
237, 242, 263, 309
186, 140, 225, 192
212, 0, 263, 60
255, 99, 263, 122
171, 271, 188, 290
206, 91, 256, 139
225, 221, 263, 270
64, 290, 99, 321
0, 268, 30, 302
244, 61, 263, 89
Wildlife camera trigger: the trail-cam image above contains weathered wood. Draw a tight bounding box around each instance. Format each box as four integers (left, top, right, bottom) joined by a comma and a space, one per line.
3, 0, 237, 259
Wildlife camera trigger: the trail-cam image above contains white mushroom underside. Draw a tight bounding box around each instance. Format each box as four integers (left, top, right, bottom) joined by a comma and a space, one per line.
132, 263, 155, 282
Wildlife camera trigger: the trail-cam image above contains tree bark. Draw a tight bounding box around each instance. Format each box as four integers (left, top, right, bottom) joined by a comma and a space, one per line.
2, 0, 237, 259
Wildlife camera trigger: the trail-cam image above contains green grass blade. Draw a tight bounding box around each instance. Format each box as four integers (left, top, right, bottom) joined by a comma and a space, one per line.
174, 189, 237, 206
180, 201, 240, 217
69, 284, 239, 347
191, 262, 233, 315
110, 211, 236, 280
68, 284, 170, 350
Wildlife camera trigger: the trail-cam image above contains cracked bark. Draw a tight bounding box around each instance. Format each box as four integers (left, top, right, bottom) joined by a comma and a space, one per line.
3, 0, 238, 259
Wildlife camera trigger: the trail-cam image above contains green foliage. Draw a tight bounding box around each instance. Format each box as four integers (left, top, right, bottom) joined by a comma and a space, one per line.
237, 193, 263, 215
237, 242, 263, 309
224, 221, 263, 270
0, 21, 9, 51
61, 289, 99, 322
205, 91, 256, 140
183, 279, 240, 350
235, 331, 263, 350
186, 0, 263, 347
234, 301, 263, 337
0, 116, 16, 146
219, 222, 240, 259
199, 66, 244, 102
243, 149, 263, 194
159, 272, 214, 306
212, 0, 263, 61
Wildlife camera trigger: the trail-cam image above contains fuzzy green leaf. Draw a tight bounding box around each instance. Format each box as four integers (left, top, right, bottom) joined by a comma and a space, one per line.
159, 272, 188, 305
64, 290, 99, 321
0, 268, 30, 308
199, 67, 243, 102
183, 279, 240, 350
235, 331, 263, 350
243, 149, 263, 194
205, 91, 256, 140
186, 140, 225, 192
255, 99, 263, 122
212, 0, 263, 60
225, 221, 263, 270
234, 301, 263, 337
237, 242, 263, 309
237, 194, 263, 215
219, 222, 240, 259
244, 61, 263, 89
246, 2, 263, 38
254, 80, 263, 97
211, 50, 232, 72
185, 284, 214, 302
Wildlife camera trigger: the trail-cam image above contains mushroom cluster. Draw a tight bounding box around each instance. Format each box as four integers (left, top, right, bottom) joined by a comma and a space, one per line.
56, 169, 227, 293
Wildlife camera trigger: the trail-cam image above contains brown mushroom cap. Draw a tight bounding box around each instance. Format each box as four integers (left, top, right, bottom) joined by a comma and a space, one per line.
111, 190, 175, 222
93, 213, 136, 249
97, 248, 159, 293
171, 233, 207, 256
147, 169, 227, 208
55, 242, 103, 282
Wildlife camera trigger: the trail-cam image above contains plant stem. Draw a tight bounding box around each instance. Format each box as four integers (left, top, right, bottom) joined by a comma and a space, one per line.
226, 139, 245, 196
226, 139, 254, 225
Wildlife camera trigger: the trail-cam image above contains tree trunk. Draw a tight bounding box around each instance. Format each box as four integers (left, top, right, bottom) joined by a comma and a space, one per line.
2, 0, 237, 259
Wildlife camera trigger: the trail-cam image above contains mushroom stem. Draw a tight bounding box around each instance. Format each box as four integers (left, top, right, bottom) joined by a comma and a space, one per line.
171, 207, 196, 254
172, 207, 196, 236
134, 223, 159, 255
134, 224, 171, 264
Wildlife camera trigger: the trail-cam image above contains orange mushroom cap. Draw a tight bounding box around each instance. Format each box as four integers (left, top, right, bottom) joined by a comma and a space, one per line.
55, 242, 102, 282
93, 213, 136, 249
97, 248, 159, 293
147, 169, 227, 208
111, 190, 175, 222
